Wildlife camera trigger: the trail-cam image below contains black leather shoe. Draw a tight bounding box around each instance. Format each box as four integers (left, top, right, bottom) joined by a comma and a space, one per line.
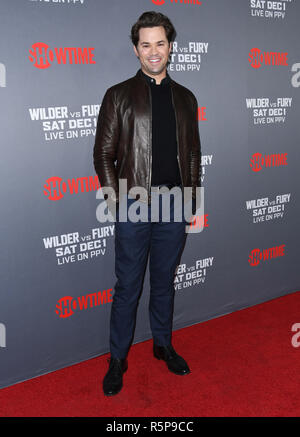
103, 357, 128, 396
153, 344, 191, 375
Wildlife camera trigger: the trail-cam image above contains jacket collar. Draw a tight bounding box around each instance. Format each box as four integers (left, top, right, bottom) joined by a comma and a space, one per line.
136, 68, 171, 87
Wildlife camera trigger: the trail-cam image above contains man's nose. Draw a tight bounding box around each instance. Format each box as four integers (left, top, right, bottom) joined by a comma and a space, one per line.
149, 46, 158, 56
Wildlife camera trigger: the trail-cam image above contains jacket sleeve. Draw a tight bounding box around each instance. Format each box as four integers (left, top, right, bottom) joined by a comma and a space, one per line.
191, 95, 202, 198
93, 87, 119, 201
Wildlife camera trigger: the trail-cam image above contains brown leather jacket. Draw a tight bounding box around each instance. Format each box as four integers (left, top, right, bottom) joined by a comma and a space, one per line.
93, 69, 201, 204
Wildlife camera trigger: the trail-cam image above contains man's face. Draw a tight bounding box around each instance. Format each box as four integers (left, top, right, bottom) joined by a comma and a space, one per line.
133, 26, 172, 78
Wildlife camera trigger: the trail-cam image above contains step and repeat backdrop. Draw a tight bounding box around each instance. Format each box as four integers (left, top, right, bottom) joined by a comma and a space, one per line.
0, 0, 299, 388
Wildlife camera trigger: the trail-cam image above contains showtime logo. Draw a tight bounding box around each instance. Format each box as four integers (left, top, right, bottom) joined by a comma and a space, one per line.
198, 107, 206, 121
29, 42, 96, 69
43, 175, 100, 201
189, 214, 209, 229
250, 153, 287, 172
152, 0, 202, 5
248, 244, 285, 266
248, 48, 288, 69
55, 289, 113, 319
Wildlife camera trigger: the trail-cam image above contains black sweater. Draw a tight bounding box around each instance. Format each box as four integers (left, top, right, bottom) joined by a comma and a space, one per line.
140, 70, 182, 186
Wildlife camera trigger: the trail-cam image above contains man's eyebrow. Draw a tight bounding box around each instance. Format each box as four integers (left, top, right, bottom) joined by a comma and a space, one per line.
140, 40, 166, 45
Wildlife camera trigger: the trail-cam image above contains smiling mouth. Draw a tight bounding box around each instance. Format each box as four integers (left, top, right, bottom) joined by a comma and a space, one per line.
148, 58, 161, 64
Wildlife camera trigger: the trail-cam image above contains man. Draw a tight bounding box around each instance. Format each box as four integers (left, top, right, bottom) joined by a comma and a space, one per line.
93, 11, 201, 396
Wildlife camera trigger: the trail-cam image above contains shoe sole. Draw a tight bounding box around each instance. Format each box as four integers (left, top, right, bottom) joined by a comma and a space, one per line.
104, 388, 122, 397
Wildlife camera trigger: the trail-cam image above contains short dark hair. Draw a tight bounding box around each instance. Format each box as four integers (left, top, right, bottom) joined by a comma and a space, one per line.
130, 11, 176, 47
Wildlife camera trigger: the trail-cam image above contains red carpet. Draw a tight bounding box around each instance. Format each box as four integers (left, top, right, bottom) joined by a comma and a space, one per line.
0, 291, 300, 417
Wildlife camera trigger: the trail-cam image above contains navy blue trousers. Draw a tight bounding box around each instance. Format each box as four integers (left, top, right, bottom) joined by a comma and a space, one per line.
110, 191, 190, 359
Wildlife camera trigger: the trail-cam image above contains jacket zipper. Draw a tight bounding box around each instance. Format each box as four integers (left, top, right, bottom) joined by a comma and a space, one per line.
148, 84, 152, 205
170, 85, 183, 186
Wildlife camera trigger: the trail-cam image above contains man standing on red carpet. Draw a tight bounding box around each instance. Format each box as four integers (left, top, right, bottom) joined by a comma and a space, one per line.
93, 11, 201, 396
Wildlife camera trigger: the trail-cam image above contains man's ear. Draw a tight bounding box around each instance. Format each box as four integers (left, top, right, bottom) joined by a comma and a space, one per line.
133, 45, 139, 58
169, 41, 173, 54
